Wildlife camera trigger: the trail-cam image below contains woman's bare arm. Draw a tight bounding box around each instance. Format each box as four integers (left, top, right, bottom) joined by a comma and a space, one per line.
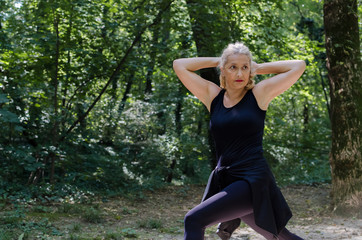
173, 57, 221, 111
253, 60, 306, 110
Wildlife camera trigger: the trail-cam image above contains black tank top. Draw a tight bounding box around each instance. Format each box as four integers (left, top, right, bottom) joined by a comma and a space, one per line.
202, 89, 292, 236
210, 89, 266, 167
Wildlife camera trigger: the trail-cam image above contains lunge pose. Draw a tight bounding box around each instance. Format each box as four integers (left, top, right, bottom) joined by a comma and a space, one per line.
173, 42, 306, 240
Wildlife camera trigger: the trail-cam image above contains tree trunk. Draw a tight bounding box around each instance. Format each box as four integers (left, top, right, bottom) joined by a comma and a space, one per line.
318, 67, 331, 118
323, 0, 362, 215
144, 25, 159, 96
62, 2, 74, 131
186, 0, 223, 169
50, 12, 61, 183
118, 72, 134, 116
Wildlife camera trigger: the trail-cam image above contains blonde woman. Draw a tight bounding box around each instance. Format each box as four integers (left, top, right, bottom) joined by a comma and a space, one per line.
173, 42, 306, 240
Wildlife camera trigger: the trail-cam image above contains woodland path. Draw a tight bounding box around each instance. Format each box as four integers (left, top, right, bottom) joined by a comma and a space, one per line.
80, 184, 362, 240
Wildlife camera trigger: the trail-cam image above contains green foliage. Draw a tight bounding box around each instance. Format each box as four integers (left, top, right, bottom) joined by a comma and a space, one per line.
104, 231, 124, 240
81, 207, 103, 223
0, 204, 62, 238
72, 223, 82, 232
0, 0, 331, 203
120, 228, 139, 238
121, 206, 137, 215
137, 218, 163, 229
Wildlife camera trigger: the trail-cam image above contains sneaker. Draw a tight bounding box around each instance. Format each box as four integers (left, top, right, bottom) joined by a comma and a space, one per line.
216, 218, 241, 240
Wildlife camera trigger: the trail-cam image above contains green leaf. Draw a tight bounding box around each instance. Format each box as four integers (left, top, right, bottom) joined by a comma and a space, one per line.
18, 233, 24, 240
0, 109, 19, 123
0, 94, 8, 103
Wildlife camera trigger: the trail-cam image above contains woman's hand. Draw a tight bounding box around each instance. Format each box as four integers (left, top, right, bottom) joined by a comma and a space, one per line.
250, 61, 259, 77
253, 60, 306, 110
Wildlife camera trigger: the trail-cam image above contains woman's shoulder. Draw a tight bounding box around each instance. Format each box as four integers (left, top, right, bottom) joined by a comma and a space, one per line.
207, 85, 223, 111
209, 84, 223, 99
209, 87, 224, 113
251, 85, 268, 111
210, 87, 224, 103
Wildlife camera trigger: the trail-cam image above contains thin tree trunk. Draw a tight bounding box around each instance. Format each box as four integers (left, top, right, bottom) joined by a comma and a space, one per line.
317, 67, 330, 118
50, 12, 61, 183
166, 85, 183, 183
185, 0, 221, 169
118, 73, 134, 116
62, 2, 74, 131
324, 0, 362, 214
144, 26, 159, 95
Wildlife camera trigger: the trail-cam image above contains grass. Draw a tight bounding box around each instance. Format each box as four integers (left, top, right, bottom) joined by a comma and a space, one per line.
0, 214, 21, 225
57, 203, 87, 214
0, 202, 106, 239
0, 229, 21, 240
121, 206, 137, 215
0, 184, 342, 239
137, 218, 163, 229
72, 223, 82, 232
81, 207, 103, 223
120, 228, 139, 238
104, 231, 124, 239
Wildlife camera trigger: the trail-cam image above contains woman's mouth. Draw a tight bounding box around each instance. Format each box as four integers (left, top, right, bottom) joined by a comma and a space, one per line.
235, 79, 244, 82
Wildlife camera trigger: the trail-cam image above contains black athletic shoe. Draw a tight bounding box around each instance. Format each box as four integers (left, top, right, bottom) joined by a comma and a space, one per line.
216, 218, 241, 240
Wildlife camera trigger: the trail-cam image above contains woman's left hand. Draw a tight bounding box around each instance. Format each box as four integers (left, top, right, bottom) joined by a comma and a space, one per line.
251, 61, 259, 77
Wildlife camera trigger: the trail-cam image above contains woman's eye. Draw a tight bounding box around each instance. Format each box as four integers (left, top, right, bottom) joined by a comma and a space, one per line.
230, 66, 236, 69
242, 66, 248, 70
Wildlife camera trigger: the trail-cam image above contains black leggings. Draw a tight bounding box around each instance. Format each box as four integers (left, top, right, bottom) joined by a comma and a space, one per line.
184, 180, 303, 240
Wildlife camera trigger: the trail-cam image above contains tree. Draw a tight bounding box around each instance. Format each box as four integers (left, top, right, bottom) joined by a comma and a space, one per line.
185, 0, 231, 168
0, 0, 334, 199
323, 0, 362, 214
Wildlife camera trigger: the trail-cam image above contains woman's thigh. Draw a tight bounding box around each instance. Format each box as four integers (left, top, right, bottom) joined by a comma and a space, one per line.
185, 180, 253, 228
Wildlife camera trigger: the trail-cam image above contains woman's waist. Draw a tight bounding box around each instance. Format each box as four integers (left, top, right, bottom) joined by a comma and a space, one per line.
216, 149, 265, 167
210, 157, 272, 191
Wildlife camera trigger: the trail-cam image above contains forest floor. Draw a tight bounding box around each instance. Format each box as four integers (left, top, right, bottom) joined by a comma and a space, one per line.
1, 183, 362, 239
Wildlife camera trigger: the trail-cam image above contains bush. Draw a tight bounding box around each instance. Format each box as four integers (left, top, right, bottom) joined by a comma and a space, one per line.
81, 207, 103, 223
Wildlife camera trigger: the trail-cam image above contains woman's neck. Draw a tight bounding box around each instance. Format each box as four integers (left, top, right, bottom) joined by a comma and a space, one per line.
225, 88, 247, 101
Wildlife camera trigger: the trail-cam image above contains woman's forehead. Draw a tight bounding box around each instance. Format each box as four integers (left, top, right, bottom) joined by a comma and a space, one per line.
226, 54, 250, 64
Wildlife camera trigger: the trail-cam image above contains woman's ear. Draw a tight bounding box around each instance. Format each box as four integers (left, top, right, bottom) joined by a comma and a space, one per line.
220, 67, 225, 76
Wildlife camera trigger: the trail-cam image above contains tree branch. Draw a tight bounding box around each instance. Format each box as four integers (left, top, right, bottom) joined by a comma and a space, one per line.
61, 0, 174, 141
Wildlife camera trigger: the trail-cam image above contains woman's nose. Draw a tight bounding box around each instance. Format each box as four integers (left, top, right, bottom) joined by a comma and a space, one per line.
237, 69, 243, 77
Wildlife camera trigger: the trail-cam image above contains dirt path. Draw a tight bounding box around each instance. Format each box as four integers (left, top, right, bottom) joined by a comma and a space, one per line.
2, 184, 361, 239
97, 184, 362, 240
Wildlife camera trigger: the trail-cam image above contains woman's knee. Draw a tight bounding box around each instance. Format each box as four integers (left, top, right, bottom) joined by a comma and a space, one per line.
184, 210, 200, 228
184, 207, 210, 232
184, 210, 205, 239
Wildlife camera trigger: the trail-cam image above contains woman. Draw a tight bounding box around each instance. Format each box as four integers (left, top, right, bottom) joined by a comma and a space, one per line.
173, 42, 306, 240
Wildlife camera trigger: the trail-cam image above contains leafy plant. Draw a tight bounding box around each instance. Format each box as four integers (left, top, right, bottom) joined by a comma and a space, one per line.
120, 228, 138, 238
81, 207, 103, 223
137, 218, 163, 229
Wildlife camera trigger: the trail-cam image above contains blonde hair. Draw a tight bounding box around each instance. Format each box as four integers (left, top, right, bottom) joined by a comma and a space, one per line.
218, 42, 255, 90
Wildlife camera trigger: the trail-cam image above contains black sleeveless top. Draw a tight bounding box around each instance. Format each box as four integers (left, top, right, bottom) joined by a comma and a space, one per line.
202, 89, 292, 236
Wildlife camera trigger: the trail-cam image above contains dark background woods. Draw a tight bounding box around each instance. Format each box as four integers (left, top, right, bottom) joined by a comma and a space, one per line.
0, 0, 360, 212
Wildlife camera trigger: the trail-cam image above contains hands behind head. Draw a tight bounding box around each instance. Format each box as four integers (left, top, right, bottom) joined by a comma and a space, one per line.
251, 61, 259, 77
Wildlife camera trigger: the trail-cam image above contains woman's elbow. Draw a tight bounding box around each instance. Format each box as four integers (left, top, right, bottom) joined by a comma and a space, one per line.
173, 59, 185, 71
297, 60, 306, 71
173, 59, 179, 70
291, 60, 306, 74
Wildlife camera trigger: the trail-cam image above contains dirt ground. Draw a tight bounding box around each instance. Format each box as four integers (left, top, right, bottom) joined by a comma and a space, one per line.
232, 184, 362, 240
4, 183, 361, 239
76, 183, 361, 240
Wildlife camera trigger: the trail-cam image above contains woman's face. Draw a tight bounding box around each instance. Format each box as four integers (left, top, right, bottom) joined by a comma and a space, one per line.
222, 54, 250, 90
